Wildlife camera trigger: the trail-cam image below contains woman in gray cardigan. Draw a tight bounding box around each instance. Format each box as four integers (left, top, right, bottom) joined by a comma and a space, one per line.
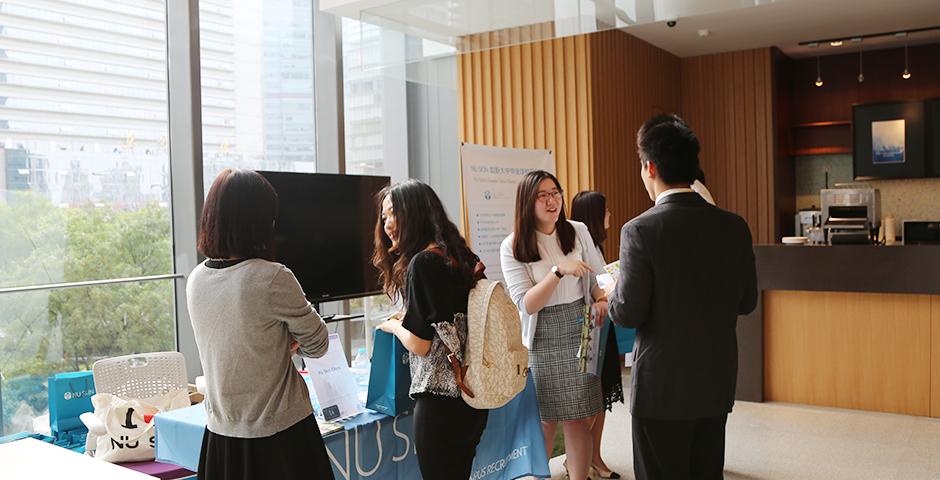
187, 168, 333, 480
499, 170, 609, 480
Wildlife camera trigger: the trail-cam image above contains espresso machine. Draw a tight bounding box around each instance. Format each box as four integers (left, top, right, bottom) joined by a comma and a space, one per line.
820, 185, 881, 245
794, 209, 824, 245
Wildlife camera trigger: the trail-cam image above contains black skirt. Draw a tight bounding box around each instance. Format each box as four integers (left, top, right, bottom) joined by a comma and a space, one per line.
197, 415, 335, 480
601, 325, 625, 411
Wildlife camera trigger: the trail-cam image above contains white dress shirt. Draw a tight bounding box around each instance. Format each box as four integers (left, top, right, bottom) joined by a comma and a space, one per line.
655, 187, 695, 205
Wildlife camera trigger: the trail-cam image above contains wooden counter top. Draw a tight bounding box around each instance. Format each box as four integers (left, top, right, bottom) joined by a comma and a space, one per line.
754, 244, 940, 295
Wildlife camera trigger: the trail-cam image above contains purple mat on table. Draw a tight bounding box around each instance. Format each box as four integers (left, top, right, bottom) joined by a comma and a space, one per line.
120, 460, 195, 479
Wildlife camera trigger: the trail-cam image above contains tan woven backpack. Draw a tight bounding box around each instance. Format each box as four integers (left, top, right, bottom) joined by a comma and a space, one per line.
461, 279, 529, 409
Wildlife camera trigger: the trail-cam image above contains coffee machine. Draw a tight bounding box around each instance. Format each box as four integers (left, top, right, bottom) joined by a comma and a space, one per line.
820, 185, 881, 245
794, 209, 824, 245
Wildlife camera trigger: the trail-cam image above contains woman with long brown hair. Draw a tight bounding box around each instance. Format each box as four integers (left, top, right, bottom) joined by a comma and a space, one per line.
571, 190, 625, 480
499, 170, 609, 480
372, 179, 488, 480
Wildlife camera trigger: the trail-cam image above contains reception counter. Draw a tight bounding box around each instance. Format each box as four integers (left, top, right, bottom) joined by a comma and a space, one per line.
737, 245, 940, 417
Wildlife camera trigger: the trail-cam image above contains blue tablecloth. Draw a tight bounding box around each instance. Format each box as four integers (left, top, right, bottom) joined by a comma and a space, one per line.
155, 376, 549, 480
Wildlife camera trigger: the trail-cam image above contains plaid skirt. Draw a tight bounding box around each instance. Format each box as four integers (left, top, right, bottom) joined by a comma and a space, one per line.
529, 298, 603, 422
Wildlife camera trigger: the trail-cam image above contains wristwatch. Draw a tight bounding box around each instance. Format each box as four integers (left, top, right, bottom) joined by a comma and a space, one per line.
551, 265, 564, 279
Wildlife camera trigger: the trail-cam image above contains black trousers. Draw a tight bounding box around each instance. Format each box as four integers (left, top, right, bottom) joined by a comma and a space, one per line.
632, 413, 728, 480
413, 394, 489, 480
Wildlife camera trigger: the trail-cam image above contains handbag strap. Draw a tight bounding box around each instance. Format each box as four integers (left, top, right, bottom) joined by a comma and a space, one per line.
445, 349, 475, 398
434, 315, 475, 399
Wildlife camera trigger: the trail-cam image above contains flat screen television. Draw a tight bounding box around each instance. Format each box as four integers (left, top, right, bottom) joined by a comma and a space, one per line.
258, 171, 390, 302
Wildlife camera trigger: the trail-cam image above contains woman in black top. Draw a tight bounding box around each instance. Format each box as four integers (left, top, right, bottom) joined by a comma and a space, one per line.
571, 190, 624, 480
372, 179, 488, 480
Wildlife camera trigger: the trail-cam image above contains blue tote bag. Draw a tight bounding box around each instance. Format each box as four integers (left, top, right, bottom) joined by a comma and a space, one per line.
366, 330, 414, 416
47, 371, 96, 435
616, 325, 635, 356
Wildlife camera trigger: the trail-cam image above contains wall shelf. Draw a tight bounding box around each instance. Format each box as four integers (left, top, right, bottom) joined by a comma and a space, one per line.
792, 147, 852, 156
792, 121, 851, 128
790, 121, 852, 156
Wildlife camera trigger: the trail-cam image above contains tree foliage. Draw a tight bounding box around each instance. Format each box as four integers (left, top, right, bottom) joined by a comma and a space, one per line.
0, 192, 175, 434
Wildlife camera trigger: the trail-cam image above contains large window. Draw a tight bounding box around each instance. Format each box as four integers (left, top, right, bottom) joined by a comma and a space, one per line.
199, 0, 317, 189
342, 18, 407, 180
0, 0, 174, 435
341, 19, 410, 355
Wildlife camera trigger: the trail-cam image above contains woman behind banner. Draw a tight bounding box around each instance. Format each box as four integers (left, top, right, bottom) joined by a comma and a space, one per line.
499, 170, 609, 480
188, 168, 334, 480
571, 190, 626, 480
373, 179, 489, 480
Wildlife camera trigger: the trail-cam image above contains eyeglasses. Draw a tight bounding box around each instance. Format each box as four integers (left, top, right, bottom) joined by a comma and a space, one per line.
536, 189, 563, 204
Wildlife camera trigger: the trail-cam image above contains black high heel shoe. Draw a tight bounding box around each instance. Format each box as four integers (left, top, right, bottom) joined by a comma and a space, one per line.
590, 463, 621, 480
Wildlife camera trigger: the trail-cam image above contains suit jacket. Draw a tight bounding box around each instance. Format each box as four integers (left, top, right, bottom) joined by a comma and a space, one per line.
608, 192, 757, 420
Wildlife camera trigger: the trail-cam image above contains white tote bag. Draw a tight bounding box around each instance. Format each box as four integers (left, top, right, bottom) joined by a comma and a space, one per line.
87, 389, 190, 463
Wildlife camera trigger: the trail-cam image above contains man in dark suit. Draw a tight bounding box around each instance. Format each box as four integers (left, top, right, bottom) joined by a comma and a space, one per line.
607, 114, 758, 480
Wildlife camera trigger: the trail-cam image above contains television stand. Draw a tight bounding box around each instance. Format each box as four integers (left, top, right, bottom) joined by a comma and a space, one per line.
320, 313, 365, 324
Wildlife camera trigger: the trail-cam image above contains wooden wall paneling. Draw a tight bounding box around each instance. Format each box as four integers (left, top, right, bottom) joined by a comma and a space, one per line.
713, 55, 727, 212
744, 51, 757, 237
552, 38, 568, 189
471, 49, 483, 144
576, 35, 591, 189
764, 290, 931, 416
773, 49, 796, 239
680, 48, 778, 243
481, 34, 494, 146
511, 43, 524, 147
458, 29, 682, 259
590, 30, 681, 261
456, 32, 596, 197
490, 32, 503, 147
932, 295, 940, 418
496, 40, 512, 147
587, 54, 594, 190
735, 52, 748, 218
542, 38, 557, 165
532, 39, 545, 149
522, 38, 535, 149
564, 37, 577, 197
723, 53, 737, 212
499, 33, 512, 146
755, 50, 769, 242
457, 54, 465, 140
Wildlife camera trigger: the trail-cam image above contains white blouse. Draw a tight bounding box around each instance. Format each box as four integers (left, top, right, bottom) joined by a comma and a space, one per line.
531, 229, 586, 306
500, 221, 607, 349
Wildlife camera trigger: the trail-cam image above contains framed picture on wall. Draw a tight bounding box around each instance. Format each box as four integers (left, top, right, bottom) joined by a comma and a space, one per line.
853, 101, 926, 179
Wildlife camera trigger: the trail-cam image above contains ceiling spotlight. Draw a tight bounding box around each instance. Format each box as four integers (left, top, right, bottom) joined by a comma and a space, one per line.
815, 55, 824, 87
858, 49, 864, 83
902, 41, 912, 79
830, 41, 843, 46
808, 42, 820, 48
850, 37, 863, 44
